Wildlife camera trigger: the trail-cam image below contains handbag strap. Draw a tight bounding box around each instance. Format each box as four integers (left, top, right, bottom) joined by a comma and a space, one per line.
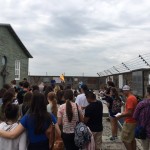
76, 103, 80, 122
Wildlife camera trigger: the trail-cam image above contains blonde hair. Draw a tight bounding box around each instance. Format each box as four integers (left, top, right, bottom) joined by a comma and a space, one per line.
54, 85, 60, 94
47, 92, 58, 116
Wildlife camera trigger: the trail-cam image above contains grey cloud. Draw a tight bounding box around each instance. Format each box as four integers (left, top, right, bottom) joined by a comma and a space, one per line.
93, 22, 121, 31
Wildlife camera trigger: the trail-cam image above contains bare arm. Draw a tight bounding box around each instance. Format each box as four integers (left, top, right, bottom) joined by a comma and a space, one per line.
57, 117, 62, 126
54, 123, 61, 137
0, 123, 25, 139
116, 109, 134, 120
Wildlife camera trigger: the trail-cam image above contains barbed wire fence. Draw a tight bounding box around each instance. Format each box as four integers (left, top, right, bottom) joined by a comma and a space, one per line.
97, 53, 150, 76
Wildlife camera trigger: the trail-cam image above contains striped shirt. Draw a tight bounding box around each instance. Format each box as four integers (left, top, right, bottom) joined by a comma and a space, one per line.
57, 102, 82, 133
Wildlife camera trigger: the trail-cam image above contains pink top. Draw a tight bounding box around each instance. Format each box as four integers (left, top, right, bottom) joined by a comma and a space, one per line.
57, 102, 82, 133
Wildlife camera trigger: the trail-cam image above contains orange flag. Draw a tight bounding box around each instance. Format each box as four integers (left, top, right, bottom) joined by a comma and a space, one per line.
60, 74, 65, 82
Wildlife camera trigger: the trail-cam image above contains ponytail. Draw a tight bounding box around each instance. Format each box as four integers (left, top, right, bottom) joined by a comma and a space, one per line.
64, 89, 74, 122
51, 99, 57, 117
66, 100, 73, 122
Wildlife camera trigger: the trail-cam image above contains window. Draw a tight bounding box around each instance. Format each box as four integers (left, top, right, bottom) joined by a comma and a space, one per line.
119, 75, 123, 88
15, 60, 20, 80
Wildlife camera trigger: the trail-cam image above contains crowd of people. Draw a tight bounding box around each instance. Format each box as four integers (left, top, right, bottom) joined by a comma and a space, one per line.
0, 79, 149, 150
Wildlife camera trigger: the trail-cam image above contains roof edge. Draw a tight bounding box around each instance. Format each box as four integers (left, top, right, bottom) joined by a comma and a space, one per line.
0, 23, 33, 58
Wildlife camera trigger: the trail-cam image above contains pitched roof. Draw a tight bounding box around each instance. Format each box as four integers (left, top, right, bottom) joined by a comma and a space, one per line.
0, 23, 33, 58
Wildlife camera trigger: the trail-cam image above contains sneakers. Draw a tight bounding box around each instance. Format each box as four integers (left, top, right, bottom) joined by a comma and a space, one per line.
109, 136, 118, 141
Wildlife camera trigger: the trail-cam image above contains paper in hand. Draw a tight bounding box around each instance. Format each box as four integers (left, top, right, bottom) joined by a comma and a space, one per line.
114, 113, 122, 117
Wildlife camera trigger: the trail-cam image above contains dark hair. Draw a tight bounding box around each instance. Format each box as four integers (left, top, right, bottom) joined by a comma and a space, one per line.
5, 103, 19, 121
2, 91, 14, 114
64, 90, 73, 122
85, 91, 96, 100
2, 91, 14, 105
23, 82, 30, 88
59, 85, 64, 90
81, 84, 89, 92
74, 90, 78, 97
56, 90, 64, 105
32, 85, 39, 92
65, 84, 71, 90
22, 92, 32, 116
7, 88, 15, 96
107, 81, 115, 87
44, 86, 53, 99
11, 80, 16, 85
19, 82, 24, 87
0, 88, 7, 98
30, 92, 52, 134
23, 78, 27, 81
110, 87, 121, 100
3, 84, 11, 90
23, 92, 32, 107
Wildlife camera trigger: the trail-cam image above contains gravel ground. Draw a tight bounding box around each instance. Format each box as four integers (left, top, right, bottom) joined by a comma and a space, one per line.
102, 117, 143, 150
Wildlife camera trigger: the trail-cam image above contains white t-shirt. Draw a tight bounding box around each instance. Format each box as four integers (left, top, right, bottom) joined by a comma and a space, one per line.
75, 93, 89, 107
0, 122, 27, 150
47, 103, 52, 113
75, 93, 89, 111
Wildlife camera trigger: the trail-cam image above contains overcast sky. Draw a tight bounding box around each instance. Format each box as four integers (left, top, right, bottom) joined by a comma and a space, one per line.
1, 0, 150, 76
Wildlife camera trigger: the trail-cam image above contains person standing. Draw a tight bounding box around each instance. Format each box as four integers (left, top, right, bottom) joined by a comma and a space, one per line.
109, 87, 122, 140
17, 82, 30, 105
84, 91, 103, 150
57, 89, 83, 150
0, 104, 27, 150
116, 85, 138, 150
75, 84, 89, 114
133, 85, 150, 150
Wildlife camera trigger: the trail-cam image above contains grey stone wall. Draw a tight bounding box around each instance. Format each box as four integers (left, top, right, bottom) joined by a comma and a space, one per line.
0, 26, 29, 87
28, 75, 99, 90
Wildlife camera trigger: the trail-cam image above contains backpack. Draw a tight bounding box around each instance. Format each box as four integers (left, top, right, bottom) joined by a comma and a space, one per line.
74, 104, 91, 148
74, 122, 91, 148
112, 98, 122, 114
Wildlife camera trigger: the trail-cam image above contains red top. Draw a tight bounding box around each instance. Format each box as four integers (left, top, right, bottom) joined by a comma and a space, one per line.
124, 94, 138, 123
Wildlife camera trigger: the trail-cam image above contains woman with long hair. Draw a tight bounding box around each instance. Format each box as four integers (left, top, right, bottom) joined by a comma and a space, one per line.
57, 89, 83, 150
0, 92, 54, 150
47, 92, 58, 117
0, 91, 14, 122
19, 92, 32, 117
109, 87, 122, 140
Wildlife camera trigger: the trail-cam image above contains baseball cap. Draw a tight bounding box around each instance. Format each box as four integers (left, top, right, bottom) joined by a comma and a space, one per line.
122, 85, 130, 91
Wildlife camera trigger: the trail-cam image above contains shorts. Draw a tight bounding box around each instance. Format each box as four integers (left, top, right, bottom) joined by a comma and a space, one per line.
109, 110, 117, 118
92, 131, 102, 150
121, 122, 136, 143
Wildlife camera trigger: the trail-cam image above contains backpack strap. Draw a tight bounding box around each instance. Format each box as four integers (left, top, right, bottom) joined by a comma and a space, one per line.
76, 103, 80, 122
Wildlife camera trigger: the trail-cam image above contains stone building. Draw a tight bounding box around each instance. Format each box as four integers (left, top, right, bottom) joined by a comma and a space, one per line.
0, 24, 32, 87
